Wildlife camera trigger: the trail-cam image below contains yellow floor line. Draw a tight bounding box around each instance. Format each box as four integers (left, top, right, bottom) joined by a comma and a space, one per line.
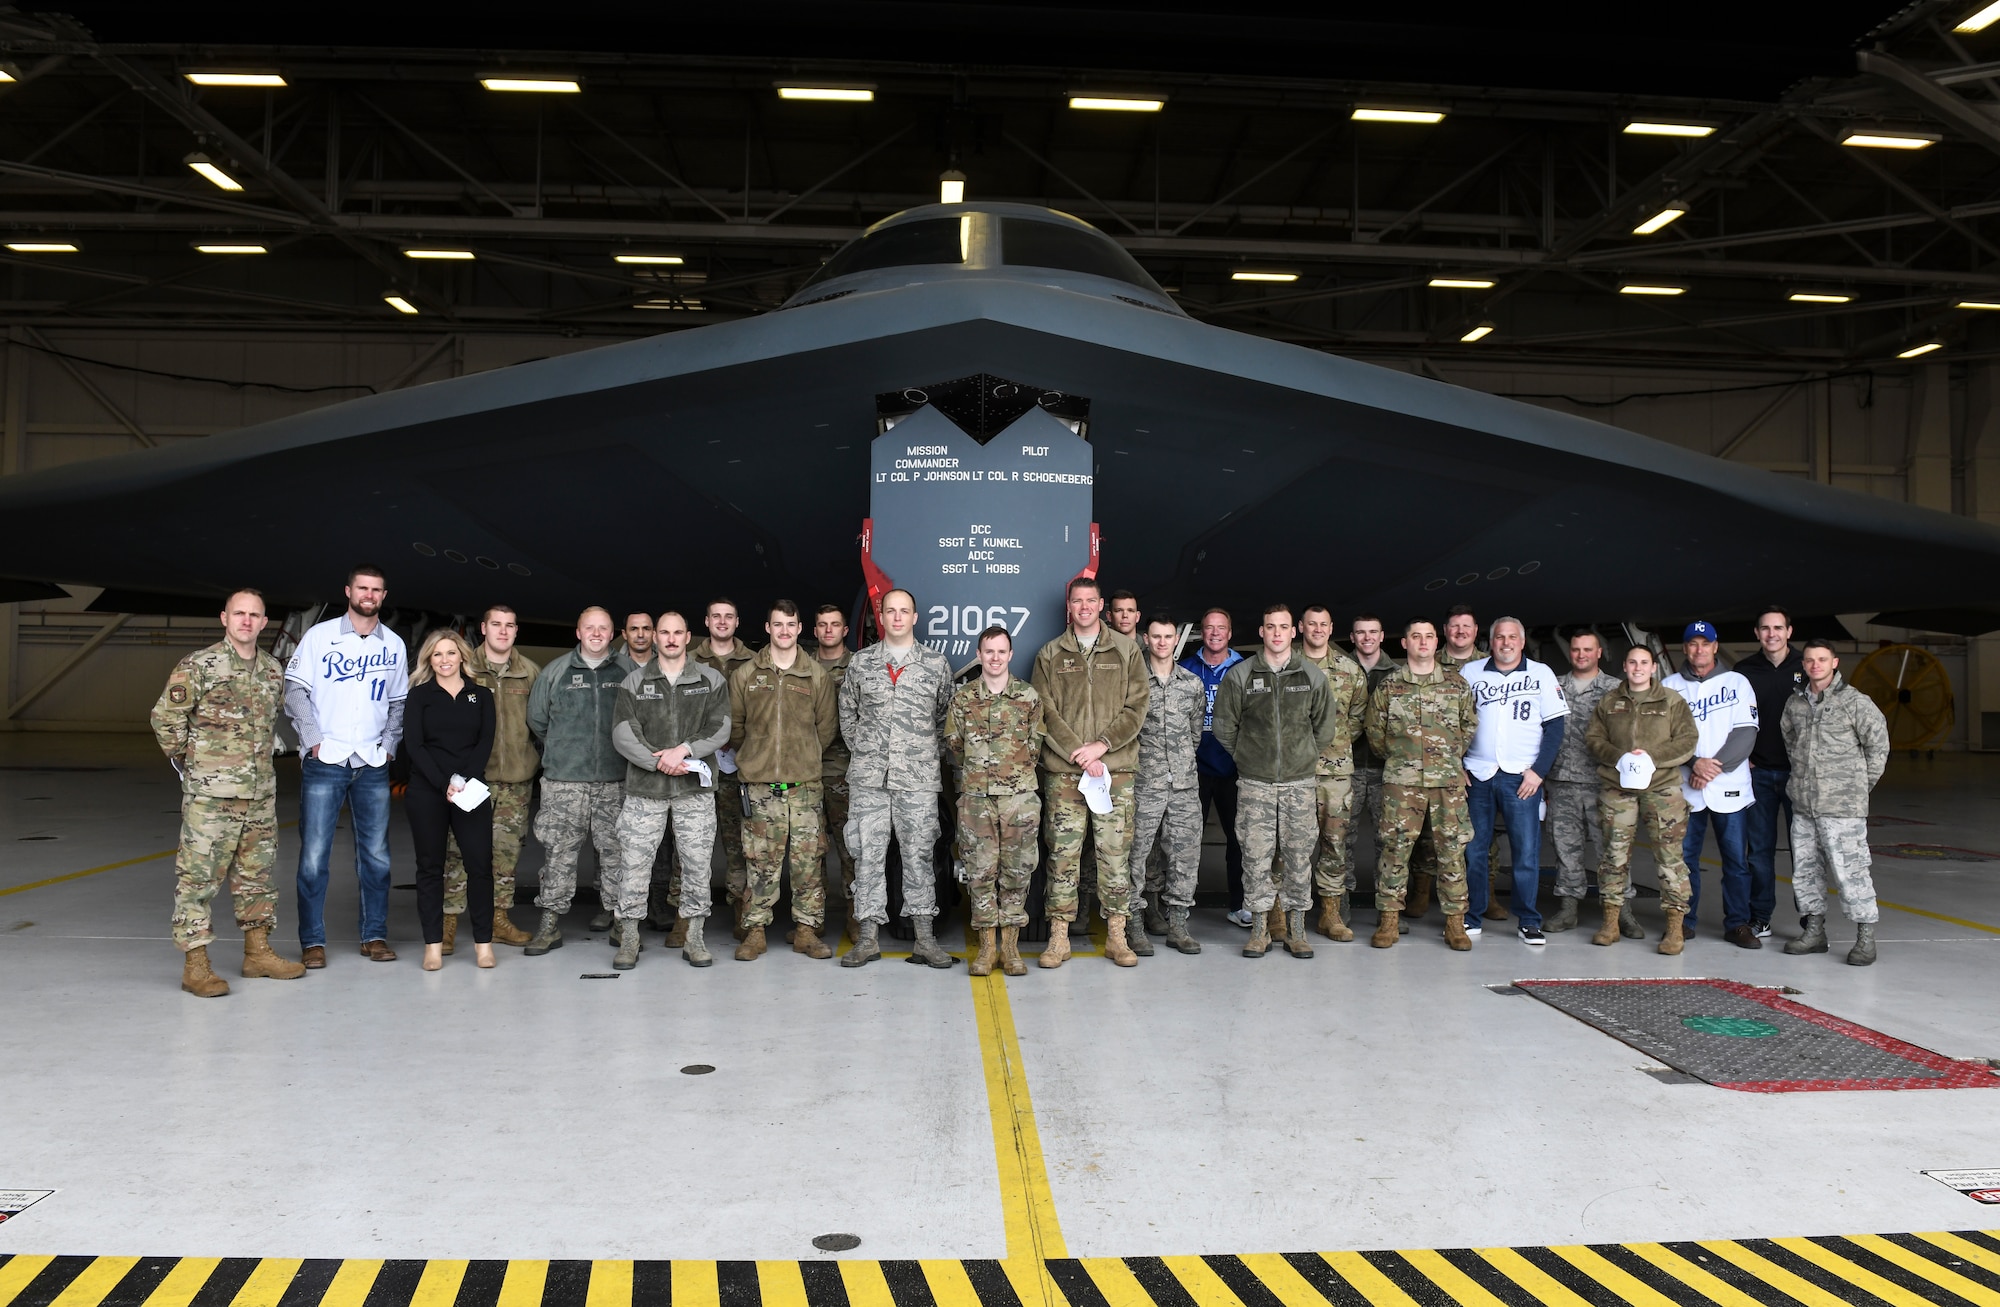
1075, 1258, 1157, 1307
1769, 1236, 1951, 1307
1, 822, 299, 899
583, 1261, 630, 1307
1621, 1241, 1770, 1307
1236, 1254, 1344, 1307
919, 1259, 986, 1307
1314, 1253, 1422, 1307
0, 1256, 54, 1307
44, 1257, 138, 1307
229, 1258, 305, 1307
836, 1260, 896, 1307
1468, 1247, 1598, 1307
493, 1261, 546, 1307
1698, 1240, 1869, 1307
409, 1261, 470, 1307
756, 1261, 811, 1307
1548, 1245, 1683, 1307
1398, 1249, 1513, 1307
670, 1262, 719, 1307
1918, 1231, 2000, 1279
137, 1258, 222, 1307
1845, 1234, 2000, 1306
1160, 1255, 1248, 1307
968, 956, 1070, 1307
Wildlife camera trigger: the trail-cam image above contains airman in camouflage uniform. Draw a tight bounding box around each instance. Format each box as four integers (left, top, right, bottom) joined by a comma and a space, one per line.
149, 590, 305, 996
1130, 618, 1206, 955
1364, 620, 1476, 949
1584, 649, 1700, 954
442, 611, 539, 949
1299, 610, 1369, 942
946, 632, 1045, 976
693, 605, 757, 924
1543, 634, 1624, 934
812, 605, 857, 934
1779, 648, 1890, 965
1344, 616, 1401, 920
839, 589, 957, 968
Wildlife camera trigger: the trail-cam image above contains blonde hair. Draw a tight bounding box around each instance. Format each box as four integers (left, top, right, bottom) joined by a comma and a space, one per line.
413, 629, 479, 687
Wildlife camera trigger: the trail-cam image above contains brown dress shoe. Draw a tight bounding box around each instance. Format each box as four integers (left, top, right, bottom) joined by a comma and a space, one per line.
301, 945, 327, 969
361, 939, 398, 962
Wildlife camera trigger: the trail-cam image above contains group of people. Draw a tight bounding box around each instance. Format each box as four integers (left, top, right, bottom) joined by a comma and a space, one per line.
149, 565, 1894, 997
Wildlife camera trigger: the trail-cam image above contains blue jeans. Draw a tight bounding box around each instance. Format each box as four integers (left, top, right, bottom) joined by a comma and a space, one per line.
297, 756, 393, 948
1743, 768, 1788, 925
1683, 805, 1750, 931
1466, 771, 1544, 931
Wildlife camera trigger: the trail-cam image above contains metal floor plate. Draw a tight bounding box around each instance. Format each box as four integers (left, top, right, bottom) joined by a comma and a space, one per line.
1515, 978, 2000, 1092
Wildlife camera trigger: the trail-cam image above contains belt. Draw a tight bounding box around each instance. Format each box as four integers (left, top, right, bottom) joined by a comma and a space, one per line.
767, 782, 802, 793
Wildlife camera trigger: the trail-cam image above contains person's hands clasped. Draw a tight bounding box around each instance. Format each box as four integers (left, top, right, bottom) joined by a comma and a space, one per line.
654, 744, 692, 776
1071, 740, 1109, 778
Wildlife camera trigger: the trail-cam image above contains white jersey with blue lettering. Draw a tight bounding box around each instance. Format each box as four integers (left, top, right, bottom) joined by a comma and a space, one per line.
285, 615, 409, 767
1662, 667, 1757, 813
1460, 656, 1568, 781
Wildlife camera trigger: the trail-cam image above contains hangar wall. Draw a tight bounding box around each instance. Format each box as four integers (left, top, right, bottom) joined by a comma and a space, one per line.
0, 328, 1994, 746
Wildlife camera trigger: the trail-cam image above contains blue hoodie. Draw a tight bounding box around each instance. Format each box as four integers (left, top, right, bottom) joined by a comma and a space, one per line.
1181, 647, 1245, 777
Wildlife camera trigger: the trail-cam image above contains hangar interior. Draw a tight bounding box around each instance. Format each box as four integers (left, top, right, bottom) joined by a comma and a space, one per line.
6, 2, 2000, 1301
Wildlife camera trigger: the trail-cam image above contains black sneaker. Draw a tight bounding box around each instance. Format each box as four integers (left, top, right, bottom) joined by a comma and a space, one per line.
1751, 919, 1772, 939
1518, 925, 1545, 946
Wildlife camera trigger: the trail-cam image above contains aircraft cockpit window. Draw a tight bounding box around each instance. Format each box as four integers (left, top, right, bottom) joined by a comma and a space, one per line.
802, 217, 965, 287
1000, 218, 1159, 290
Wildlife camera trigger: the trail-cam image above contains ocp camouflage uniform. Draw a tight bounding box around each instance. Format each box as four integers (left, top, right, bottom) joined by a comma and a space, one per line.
1781, 672, 1889, 924
608, 657, 731, 921
840, 640, 954, 925
1131, 664, 1205, 912
946, 676, 1044, 928
731, 649, 838, 929
1407, 651, 1475, 884
1033, 627, 1150, 922
693, 637, 757, 906
1364, 665, 1475, 914
1585, 679, 1700, 913
444, 645, 540, 915
1214, 652, 1336, 914
1546, 668, 1622, 903
1303, 646, 1369, 898
150, 641, 284, 950
816, 648, 855, 907
1344, 656, 1401, 880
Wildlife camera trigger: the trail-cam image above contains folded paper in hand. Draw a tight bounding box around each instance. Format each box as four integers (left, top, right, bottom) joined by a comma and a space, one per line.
1078, 769, 1113, 815
684, 757, 714, 788
450, 777, 491, 812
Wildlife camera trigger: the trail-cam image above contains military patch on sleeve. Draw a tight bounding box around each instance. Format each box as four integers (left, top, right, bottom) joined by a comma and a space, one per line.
169, 684, 189, 704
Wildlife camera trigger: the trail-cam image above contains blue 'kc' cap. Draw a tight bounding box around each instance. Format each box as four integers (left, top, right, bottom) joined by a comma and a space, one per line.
1683, 621, 1719, 642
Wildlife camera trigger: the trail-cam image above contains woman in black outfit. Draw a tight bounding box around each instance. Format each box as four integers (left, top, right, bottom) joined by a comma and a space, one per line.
404, 629, 498, 970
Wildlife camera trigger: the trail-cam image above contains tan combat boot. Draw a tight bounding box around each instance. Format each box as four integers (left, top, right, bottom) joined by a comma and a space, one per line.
1591, 902, 1622, 947
1285, 910, 1313, 958
1317, 898, 1354, 942
663, 917, 688, 949
970, 928, 998, 976
1657, 912, 1686, 956
734, 925, 766, 961
240, 926, 306, 979
1243, 912, 1271, 957
1442, 913, 1472, 951
1407, 873, 1434, 919
440, 913, 458, 956
1371, 910, 1400, 948
1038, 922, 1071, 969
792, 923, 832, 959
490, 903, 532, 948
1267, 905, 1288, 944
1105, 916, 1138, 967
731, 899, 750, 942
999, 926, 1027, 976
182, 945, 229, 997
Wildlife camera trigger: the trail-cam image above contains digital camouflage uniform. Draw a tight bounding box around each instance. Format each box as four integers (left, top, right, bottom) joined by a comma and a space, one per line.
731, 649, 838, 929
816, 647, 855, 908
1032, 627, 1151, 923
1584, 680, 1700, 912
840, 640, 955, 925
1214, 652, 1337, 914
1364, 665, 1476, 914
527, 646, 635, 914
608, 658, 731, 921
1131, 663, 1206, 911
150, 641, 285, 950
1344, 655, 1402, 880
946, 675, 1045, 929
443, 645, 540, 915
1546, 668, 1622, 903
1302, 646, 1369, 898
1780, 672, 1890, 924
693, 637, 757, 905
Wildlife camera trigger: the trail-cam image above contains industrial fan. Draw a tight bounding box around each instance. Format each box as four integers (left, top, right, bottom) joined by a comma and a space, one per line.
1848, 643, 1955, 752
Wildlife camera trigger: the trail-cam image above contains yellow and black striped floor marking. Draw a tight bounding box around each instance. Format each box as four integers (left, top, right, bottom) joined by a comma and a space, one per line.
5, 1231, 2000, 1307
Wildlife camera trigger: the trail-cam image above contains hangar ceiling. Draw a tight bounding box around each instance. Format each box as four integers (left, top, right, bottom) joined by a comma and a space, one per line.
0, 2, 1998, 367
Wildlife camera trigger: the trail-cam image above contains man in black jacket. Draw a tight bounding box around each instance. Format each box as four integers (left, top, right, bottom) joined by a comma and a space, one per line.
1735, 608, 1805, 940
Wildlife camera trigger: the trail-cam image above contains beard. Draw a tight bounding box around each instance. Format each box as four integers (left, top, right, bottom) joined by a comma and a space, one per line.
350, 597, 381, 617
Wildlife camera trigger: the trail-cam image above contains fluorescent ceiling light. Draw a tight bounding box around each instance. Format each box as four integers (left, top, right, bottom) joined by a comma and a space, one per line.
1619, 283, 1685, 296
1352, 107, 1444, 123
384, 295, 419, 315
1429, 277, 1495, 289
1232, 271, 1298, 282
1956, 1, 2000, 31
1957, 300, 2000, 310
185, 153, 243, 192
6, 241, 77, 252
194, 244, 266, 254
403, 248, 475, 260
1632, 204, 1688, 235
480, 77, 580, 93
1624, 121, 1715, 138
1842, 131, 1940, 150
184, 71, 286, 87
1788, 291, 1852, 303
939, 170, 966, 204
1460, 324, 1494, 342
777, 85, 874, 102
0, 70, 15, 85
613, 253, 684, 265
635, 300, 705, 311
1898, 342, 1943, 358
1069, 95, 1165, 112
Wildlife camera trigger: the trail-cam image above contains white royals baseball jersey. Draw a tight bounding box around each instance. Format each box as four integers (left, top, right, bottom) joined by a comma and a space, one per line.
286, 615, 408, 767
1460, 656, 1568, 781
1662, 667, 1757, 813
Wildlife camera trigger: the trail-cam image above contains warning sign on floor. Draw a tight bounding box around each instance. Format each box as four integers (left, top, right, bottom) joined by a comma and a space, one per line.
0, 1190, 53, 1223
1922, 1169, 2000, 1203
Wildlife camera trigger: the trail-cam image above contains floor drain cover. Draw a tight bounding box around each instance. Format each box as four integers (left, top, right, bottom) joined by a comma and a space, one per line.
1872, 843, 2000, 863
1516, 978, 2000, 1092
813, 1234, 861, 1252
680, 1064, 715, 1075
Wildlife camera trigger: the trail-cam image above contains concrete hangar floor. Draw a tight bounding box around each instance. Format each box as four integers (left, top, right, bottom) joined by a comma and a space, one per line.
2, 731, 1998, 1307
